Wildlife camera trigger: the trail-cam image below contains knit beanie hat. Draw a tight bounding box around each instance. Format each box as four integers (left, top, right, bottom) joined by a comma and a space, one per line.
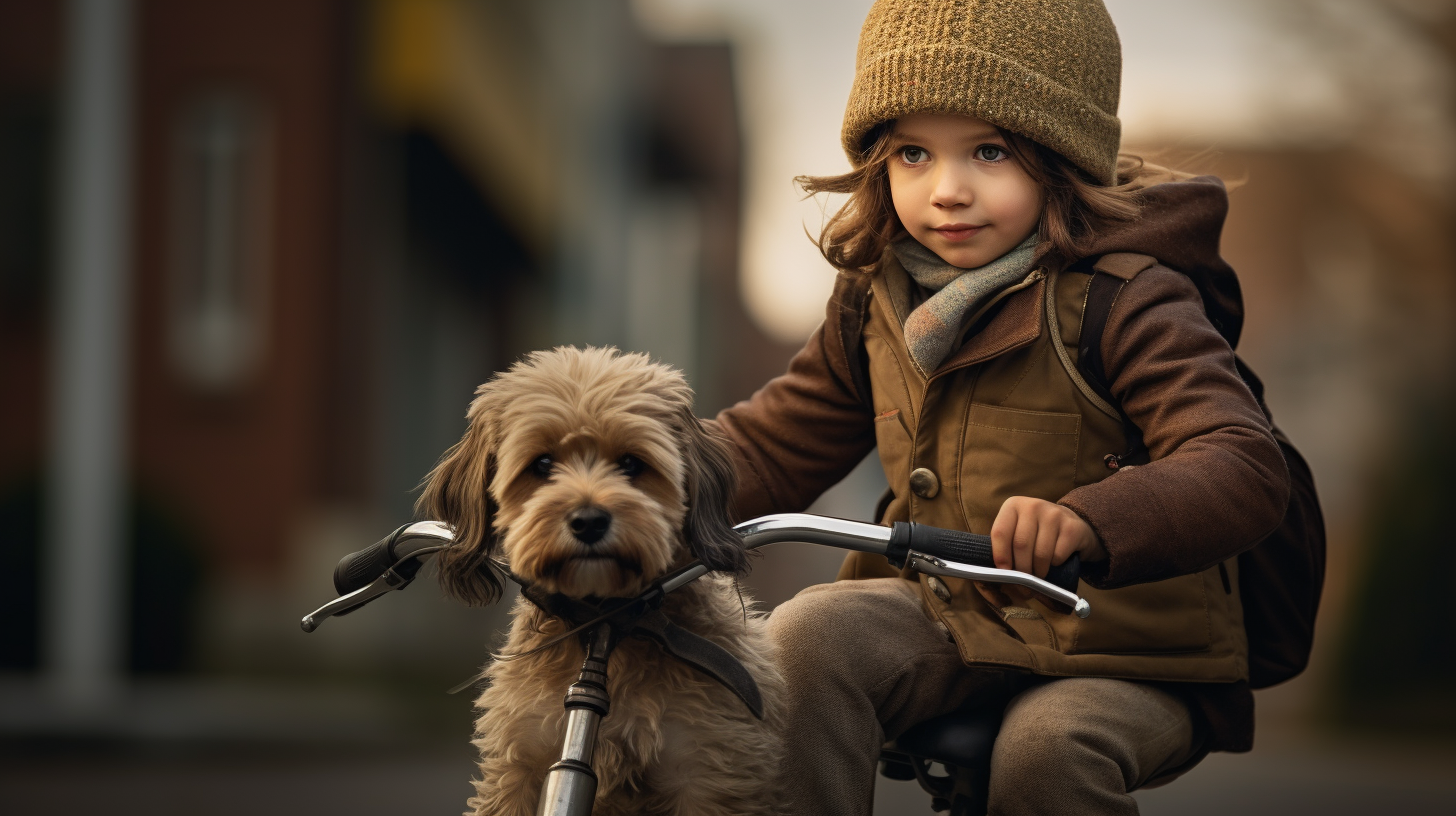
843, 0, 1123, 185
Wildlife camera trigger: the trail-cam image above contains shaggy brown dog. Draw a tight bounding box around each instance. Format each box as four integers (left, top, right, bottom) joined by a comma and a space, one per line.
419, 347, 784, 816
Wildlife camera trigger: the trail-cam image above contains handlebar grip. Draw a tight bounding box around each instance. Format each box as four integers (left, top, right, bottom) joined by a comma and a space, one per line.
1044, 556, 1081, 596
333, 524, 448, 596
908, 525, 994, 567
333, 525, 417, 596
889, 522, 1081, 595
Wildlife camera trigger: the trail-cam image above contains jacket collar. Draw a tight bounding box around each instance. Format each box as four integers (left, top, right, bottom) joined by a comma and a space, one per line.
874, 252, 1047, 378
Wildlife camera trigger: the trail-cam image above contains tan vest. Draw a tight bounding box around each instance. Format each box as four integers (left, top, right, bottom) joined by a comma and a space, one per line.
839, 253, 1248, 683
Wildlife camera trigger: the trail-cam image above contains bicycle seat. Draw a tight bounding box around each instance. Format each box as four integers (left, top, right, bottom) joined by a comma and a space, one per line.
880, 707, 1002, 815
888, 706, 1001, 768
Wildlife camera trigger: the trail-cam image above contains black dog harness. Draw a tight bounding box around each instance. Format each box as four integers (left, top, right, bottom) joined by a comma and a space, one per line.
448, 566, 765, 720
517, 583, 765, 720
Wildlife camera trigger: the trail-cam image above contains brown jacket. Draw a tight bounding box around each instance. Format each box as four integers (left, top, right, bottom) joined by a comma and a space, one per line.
712, 178, 1290, 751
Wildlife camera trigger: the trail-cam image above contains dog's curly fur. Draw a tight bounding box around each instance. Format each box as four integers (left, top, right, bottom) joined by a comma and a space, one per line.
419, 347, 785, 816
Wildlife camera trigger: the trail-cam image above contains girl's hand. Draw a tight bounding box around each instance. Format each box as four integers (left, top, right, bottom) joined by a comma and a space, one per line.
990, 496, 1108, 578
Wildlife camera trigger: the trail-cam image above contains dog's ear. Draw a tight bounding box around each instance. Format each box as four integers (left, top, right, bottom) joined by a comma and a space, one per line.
417, 388, 504, 606
677, 405, 748, 575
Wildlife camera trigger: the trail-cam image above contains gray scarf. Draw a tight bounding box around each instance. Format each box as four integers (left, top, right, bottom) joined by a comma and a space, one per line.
893, 234, 1039, 374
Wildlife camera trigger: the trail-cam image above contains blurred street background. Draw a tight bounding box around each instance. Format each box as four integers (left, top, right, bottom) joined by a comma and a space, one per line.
2, 0, 1454, 813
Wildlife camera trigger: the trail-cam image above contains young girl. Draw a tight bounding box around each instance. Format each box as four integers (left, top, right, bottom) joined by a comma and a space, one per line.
712, 1, 1290, 814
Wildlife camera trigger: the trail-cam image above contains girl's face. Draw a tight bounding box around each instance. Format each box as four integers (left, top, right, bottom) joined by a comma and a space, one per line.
886, 114, 1044, 269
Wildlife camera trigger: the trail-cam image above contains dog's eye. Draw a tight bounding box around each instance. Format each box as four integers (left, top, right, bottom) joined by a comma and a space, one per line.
530, 455, 554, 478
617, 454, 644, 478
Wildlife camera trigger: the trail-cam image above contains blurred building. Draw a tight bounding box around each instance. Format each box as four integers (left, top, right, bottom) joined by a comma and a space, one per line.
0, 0, 801, 739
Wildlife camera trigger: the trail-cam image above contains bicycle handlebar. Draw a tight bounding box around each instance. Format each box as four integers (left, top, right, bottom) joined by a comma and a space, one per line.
301, 514, 1090, 632
726, 515, 1087, 616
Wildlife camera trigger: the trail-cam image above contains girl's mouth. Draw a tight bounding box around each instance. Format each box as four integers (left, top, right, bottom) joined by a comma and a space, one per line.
933, 224, 983, 241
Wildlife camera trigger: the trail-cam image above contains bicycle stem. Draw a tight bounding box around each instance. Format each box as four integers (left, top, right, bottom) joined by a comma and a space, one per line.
538, 622, 614, 816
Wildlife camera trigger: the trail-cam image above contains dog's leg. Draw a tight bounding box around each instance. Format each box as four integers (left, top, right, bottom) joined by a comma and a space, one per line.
467, 754, 550, 816
466, 679, 564, 816
641, 715, 785, 816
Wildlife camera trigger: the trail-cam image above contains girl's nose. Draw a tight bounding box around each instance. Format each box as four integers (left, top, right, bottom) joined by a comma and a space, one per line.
929, 166, 972, 209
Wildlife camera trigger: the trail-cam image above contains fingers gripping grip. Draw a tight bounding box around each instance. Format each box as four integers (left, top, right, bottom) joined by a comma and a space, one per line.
886, 522, 1082, 594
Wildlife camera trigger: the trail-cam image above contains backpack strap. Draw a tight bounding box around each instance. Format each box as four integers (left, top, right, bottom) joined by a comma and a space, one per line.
1045, 267, 1120, 422
1081, 272, 1147, 470
1051, 254, 1156, 470
1078, 271, 1125, 409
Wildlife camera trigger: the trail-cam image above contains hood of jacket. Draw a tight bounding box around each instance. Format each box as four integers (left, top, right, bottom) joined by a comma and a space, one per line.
1076, 175, 1244, 349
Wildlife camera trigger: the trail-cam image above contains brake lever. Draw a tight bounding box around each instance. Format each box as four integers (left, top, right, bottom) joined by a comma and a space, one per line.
299, 545, 444, 632
907, 551, 1091, 618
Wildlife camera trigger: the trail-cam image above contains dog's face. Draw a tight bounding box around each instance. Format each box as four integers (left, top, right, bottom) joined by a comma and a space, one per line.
419, 347, 745, 602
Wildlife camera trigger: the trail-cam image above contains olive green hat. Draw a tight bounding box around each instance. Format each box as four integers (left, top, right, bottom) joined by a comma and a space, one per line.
843, 0, 1123, 184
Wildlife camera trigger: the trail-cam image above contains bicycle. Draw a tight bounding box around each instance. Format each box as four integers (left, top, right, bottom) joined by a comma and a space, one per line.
301, 513, 1088, 816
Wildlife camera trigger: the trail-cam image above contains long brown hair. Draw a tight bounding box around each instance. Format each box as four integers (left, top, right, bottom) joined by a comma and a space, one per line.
796, 121, 1166, 272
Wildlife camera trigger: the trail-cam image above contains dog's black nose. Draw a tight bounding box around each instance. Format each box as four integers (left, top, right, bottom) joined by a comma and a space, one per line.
567, 507, 612, 544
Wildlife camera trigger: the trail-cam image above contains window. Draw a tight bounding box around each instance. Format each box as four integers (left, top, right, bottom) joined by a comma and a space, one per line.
167, 92, 272, 391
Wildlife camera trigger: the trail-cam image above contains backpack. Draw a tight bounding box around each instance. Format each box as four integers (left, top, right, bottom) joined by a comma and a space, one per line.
1075, 261, 1327, 689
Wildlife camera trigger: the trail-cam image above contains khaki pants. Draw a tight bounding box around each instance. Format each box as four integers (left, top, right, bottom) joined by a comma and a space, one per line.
766, 578, 1204, 816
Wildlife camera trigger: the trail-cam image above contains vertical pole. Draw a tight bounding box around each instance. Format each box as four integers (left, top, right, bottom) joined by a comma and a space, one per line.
42, 0, 135, 711
537, 623, 613, 816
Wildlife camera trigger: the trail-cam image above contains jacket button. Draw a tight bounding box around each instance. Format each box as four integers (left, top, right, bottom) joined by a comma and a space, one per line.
927, 576, 952, 603
909, 467, 940, 499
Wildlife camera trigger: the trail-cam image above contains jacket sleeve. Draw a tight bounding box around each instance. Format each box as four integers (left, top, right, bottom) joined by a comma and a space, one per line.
1058, 266, 1291, 588
709, 273, 880, 522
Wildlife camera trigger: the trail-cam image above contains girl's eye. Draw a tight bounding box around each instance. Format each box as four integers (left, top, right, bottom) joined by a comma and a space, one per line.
975, 144, 1008, 163
617, 454, 645, 478
900, 146, 929, 165
530, 455, 554, 478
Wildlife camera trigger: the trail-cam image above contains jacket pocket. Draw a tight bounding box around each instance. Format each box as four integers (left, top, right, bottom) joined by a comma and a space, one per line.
958, 403, 1080, 531
1048, 570, 1215, 655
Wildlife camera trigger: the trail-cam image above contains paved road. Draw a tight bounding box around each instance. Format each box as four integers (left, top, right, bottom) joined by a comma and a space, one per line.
2, 748, 478, 816
5, 731, 1454, 815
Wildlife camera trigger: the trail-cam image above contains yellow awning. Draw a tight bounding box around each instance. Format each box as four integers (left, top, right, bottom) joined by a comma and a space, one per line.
369, 0, 552, 253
